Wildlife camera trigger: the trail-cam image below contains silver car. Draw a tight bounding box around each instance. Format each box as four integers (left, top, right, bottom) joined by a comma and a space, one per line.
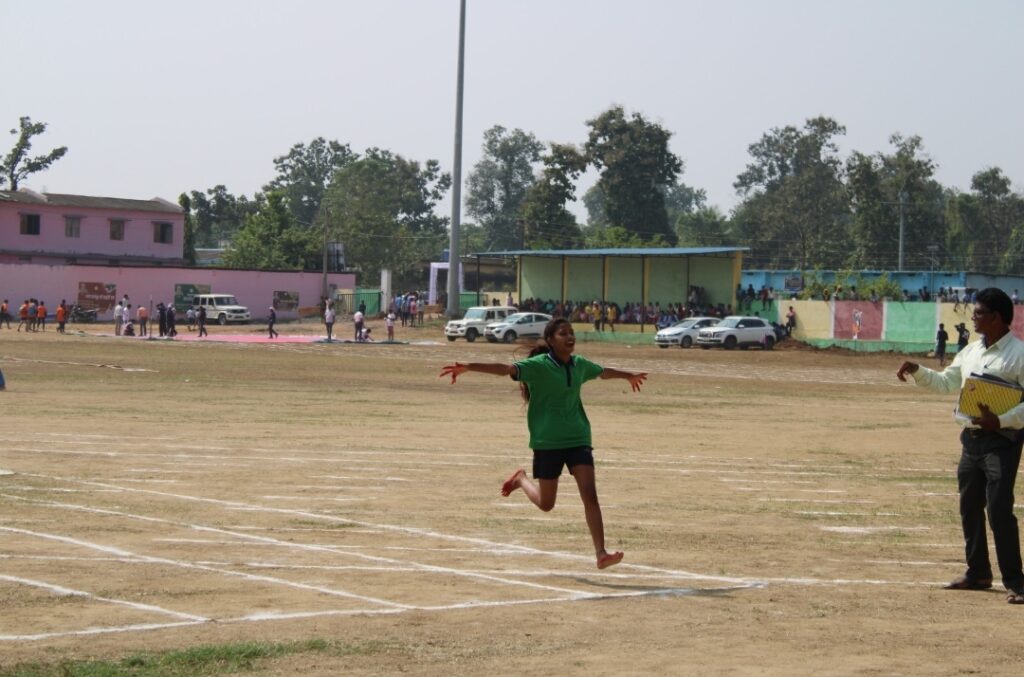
485, 312, 552, 343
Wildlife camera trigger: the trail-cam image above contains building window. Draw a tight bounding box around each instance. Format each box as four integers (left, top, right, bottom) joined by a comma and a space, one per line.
65, 216, 81, 238
153, 221, 174, 244
109, 219, 125, 240
20, 213, 41, 235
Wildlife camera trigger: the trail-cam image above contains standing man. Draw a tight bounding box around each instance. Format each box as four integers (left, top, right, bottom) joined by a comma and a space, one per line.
196, 304, 208, 338
55, 300, 67, 334
113, 299, 123, 336
935, 323, 949, 367
897, 288, 1024, 604
0, 299, 11, 329
267, 306, 278, 339
137, 304, 148, 337
353, 307, 364, 342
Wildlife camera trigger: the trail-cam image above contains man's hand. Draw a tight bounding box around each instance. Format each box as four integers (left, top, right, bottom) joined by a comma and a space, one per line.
972, 403, 1002, 431
896, 361, 920, 382
440, 363, 468, 384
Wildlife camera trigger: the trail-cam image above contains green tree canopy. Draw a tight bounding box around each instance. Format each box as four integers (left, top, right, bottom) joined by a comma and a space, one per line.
584, 106, 682, 244
519, 143, 586, 249
323, 148, 451, 289
733, 116, 850, 268
1, 116, 68, 191
221, 192, 320, 270
185, 185, 261, 248
264, 138, 357, 227
465, 125, 543, 250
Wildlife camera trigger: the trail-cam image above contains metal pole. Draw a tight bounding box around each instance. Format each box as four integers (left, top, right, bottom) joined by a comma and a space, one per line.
898, 191, 906, 272
321, 205, 330, 301
445, 0, 466, 317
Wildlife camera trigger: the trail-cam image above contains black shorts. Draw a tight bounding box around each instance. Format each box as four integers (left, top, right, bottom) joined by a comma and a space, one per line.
532, 446, 594, 480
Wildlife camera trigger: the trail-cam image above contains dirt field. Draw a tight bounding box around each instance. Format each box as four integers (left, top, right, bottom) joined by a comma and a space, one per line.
2, 321, 1023, 675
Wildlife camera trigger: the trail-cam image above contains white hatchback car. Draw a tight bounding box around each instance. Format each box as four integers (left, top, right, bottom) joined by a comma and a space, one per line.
485, 312, 552, 343
655, 316, 720, 348
696, 315, 776, 350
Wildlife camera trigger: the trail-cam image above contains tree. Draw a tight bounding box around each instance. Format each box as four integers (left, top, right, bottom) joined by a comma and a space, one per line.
264, 138, 357, 227
465, 126, 543, 250
221, 192, 320, 270
518, 143, 586, 249
185, 185, 260, 248
733, 116, 850, 268
323, 148, 451, 289
178, 193, 197, 265
676, 206, 731, 247
1, 116, 68, 190
947, 167, 1024, 273
584, 106, 683, 244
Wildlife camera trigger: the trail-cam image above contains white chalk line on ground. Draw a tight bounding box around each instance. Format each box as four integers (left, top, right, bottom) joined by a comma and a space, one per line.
0, 573, 207, 623
0, 522, 411, 611
6, 433, 953, 475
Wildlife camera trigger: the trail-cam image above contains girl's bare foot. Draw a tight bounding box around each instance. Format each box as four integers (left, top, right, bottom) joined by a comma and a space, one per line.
501, 468, 526, 497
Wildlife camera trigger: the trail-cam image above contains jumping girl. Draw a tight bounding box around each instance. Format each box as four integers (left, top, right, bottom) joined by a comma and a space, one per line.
440, 317, 647, 569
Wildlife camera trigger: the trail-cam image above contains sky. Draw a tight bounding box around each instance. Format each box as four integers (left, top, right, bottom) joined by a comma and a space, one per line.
2, 0, 1022, 222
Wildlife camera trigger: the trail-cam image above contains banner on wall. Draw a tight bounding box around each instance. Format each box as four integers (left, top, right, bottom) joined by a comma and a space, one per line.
173, 283, 211, 311
784, 276, 804, 293
77, 282, 116, 311
272, 291, 299, 311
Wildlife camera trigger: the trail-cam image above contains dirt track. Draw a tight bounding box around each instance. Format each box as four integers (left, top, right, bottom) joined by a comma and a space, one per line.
1, 325, 1021, 675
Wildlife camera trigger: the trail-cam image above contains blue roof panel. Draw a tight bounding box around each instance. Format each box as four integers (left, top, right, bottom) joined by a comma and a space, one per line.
472, 247, 748, 257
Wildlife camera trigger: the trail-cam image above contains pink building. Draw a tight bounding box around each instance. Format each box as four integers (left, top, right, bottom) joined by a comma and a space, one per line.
0, 188, 358, 320
0, 188, 184, 266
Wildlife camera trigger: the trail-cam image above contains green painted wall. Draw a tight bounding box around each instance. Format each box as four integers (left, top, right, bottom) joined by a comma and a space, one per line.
566, 257, 602, 302
520, 257, 562, 300
649, 257, 690, 305
691, 256, 737, 308
607, 257, 643, 305
885, 302, 938, 343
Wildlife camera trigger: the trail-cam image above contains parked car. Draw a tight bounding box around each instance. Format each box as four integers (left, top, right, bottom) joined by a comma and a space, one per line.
191, 293, 251, 325
654, 316, 720, 348
485, 312, 552, 343
696, 315, 776, 350
444, 306, 518, 342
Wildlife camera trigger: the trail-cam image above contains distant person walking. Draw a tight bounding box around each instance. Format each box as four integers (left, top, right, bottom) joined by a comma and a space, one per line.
936, 323, 949, 367
267, 306, 279, 339
324, 302, 335, 341
0, 299, 10, 329
55, 300, 67, 334
197, 305, 208, 338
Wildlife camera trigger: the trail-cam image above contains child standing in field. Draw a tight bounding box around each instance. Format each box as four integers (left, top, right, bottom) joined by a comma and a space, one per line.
440, 317, 647, 569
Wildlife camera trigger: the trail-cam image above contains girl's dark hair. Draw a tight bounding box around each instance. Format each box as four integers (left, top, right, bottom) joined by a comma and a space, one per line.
519, 317, 573, 403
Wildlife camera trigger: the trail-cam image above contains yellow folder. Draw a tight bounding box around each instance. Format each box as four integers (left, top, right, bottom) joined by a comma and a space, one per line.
957, 373, 1024, 419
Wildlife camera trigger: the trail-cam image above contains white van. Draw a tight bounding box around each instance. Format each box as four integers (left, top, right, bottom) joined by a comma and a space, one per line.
191, 293, 251, 325
444, 306, 517, 342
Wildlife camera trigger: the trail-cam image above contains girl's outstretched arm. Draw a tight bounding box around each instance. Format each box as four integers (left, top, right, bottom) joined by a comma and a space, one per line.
599, 367, 648, 392
440, 362, 516, 384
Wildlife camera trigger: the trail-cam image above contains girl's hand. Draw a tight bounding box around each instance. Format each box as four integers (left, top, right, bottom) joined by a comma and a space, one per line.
627, 372, 648, 392
440, 363, 468, 384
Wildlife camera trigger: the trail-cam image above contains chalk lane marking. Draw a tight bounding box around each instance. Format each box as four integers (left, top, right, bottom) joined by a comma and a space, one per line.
0, 573, 207, 623
0, 522, 412, 611
16, 473, 759, 586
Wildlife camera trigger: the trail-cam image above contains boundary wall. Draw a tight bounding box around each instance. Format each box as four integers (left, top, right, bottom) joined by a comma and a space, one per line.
0, 262, 356, 321
572, 300, 1024, 352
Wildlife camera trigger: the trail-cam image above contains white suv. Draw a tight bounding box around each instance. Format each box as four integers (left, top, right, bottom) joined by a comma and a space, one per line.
696, 316, 775, 350
445, 306, 518, 342
191, 293, 251, 325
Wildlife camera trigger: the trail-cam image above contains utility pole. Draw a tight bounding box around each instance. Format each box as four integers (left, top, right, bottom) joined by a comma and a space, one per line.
445, 0, 467, 317
898, 191, 906, 271
321, 205, 330, 301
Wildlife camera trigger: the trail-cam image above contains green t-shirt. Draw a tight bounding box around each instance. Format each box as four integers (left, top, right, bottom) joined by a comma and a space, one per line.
513, 352, 604, 450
